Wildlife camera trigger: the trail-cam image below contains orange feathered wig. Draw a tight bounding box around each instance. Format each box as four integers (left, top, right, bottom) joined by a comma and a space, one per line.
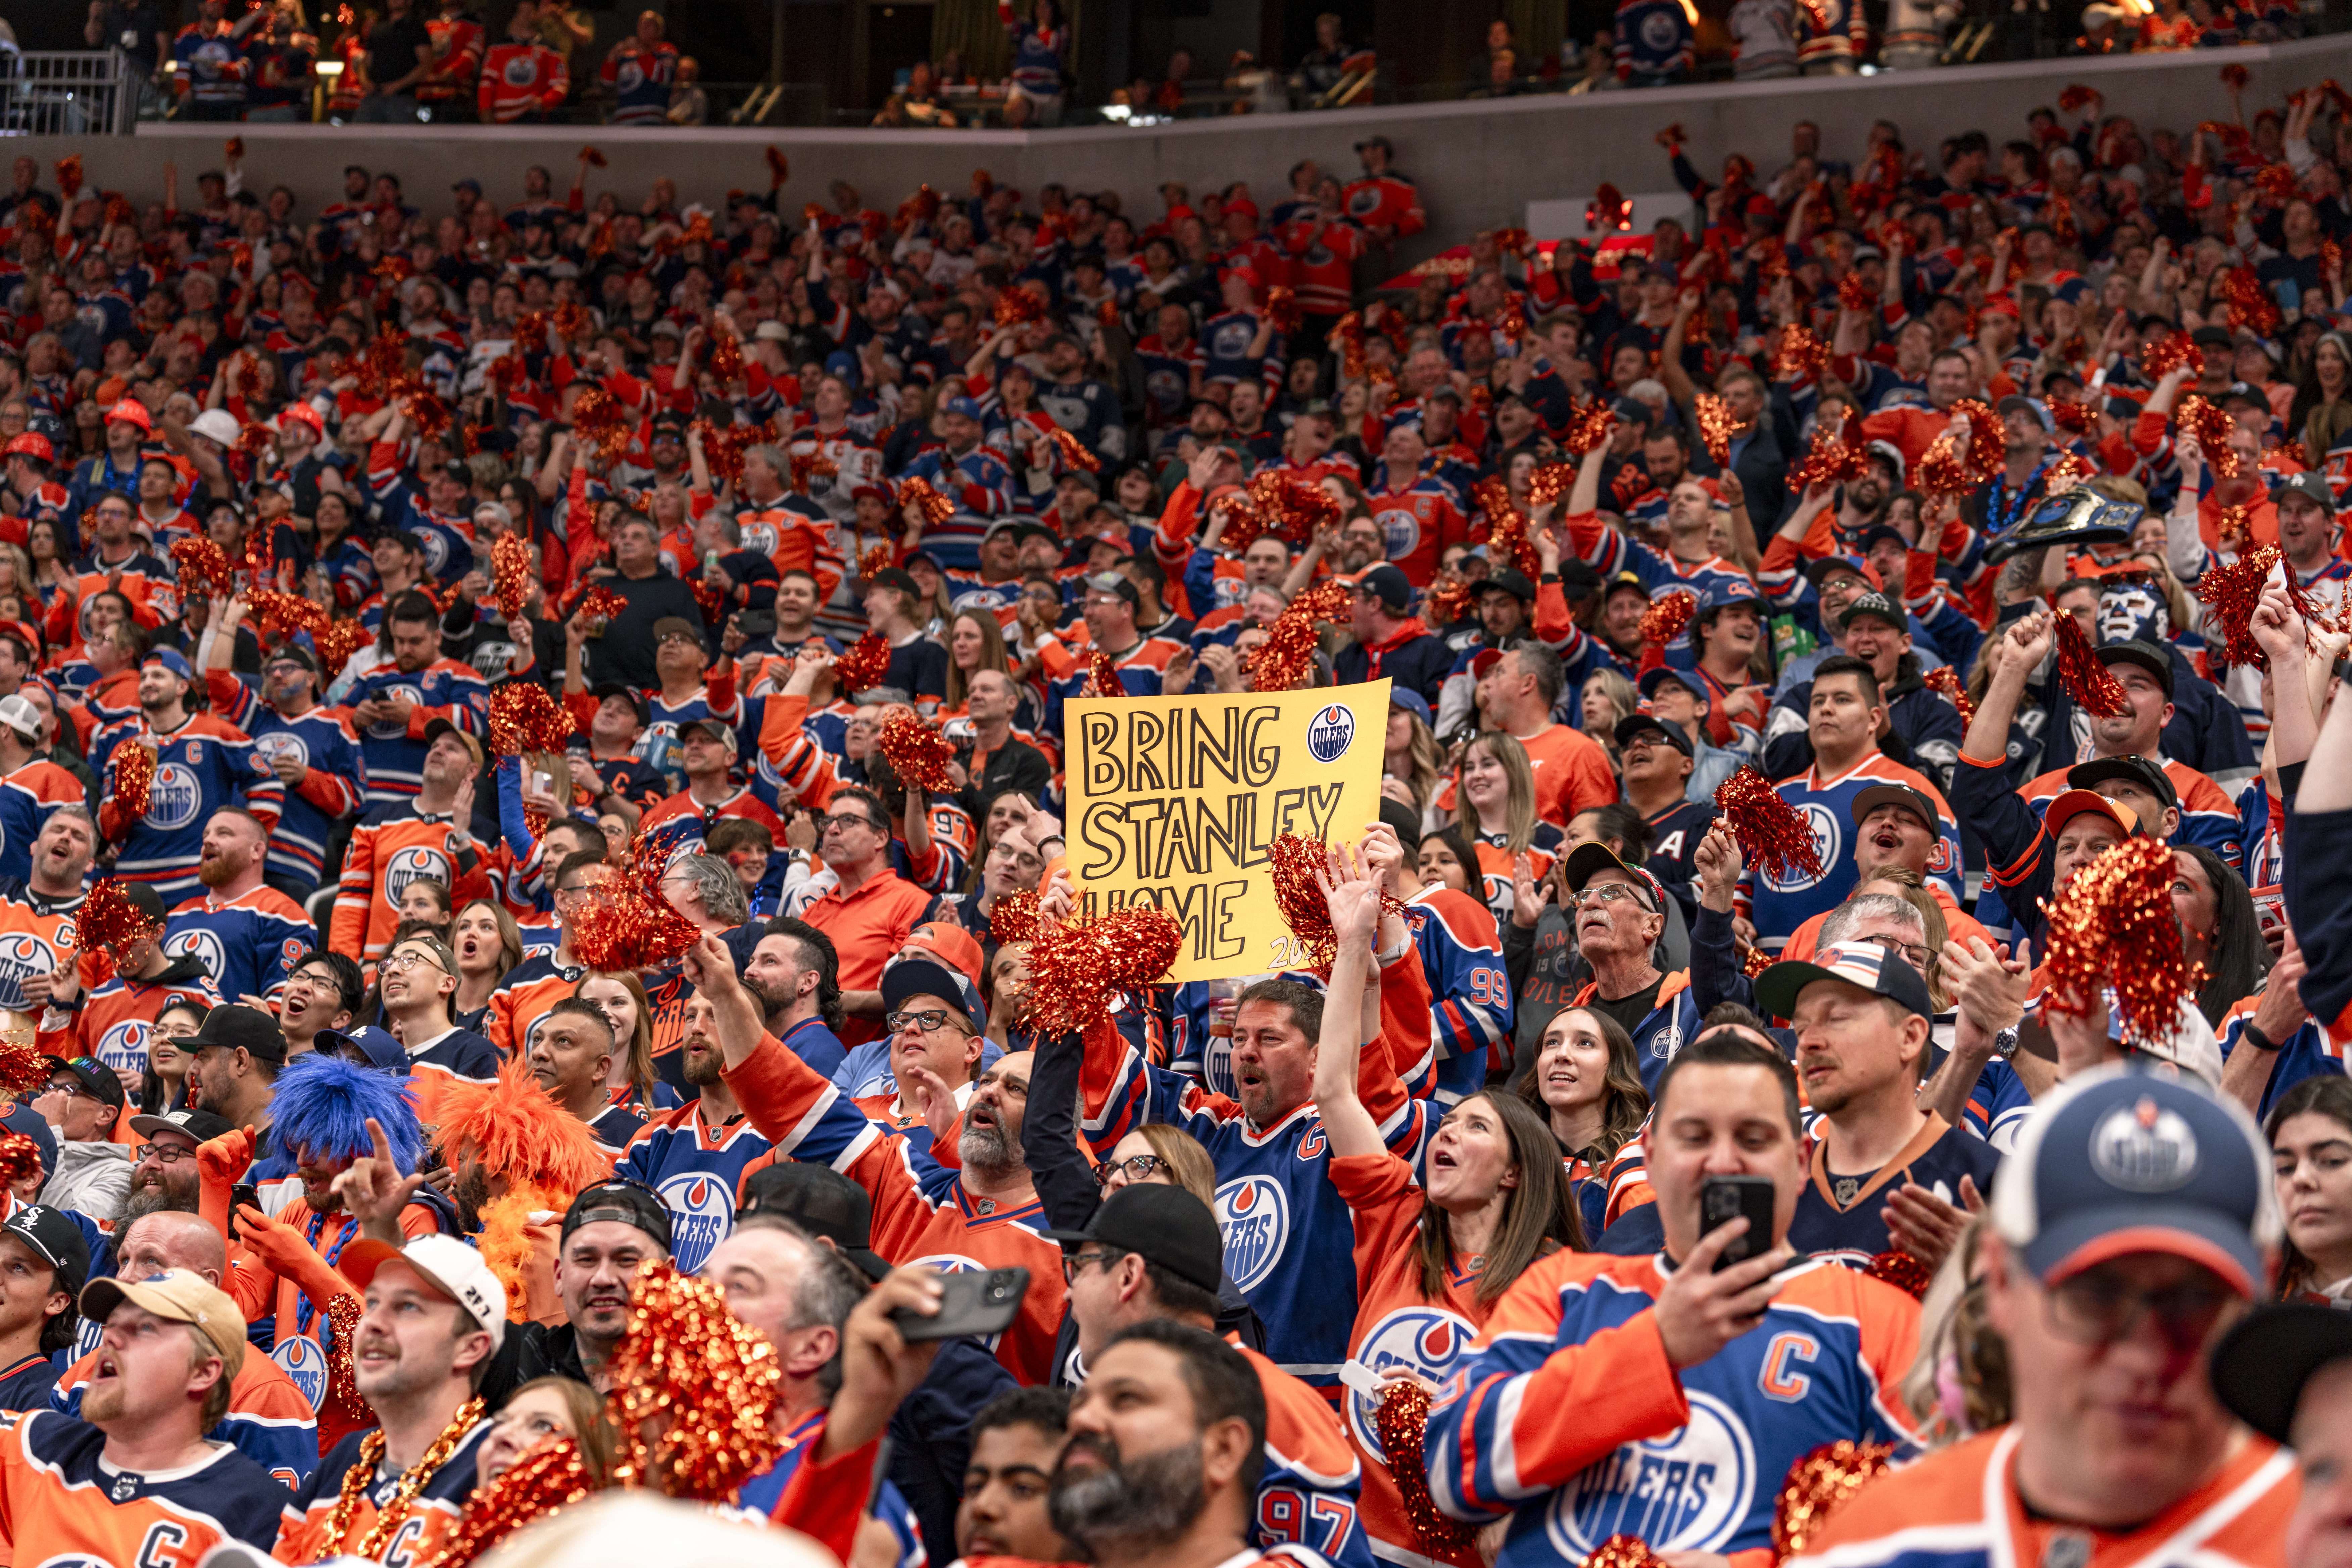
435, 1057, 611, 1197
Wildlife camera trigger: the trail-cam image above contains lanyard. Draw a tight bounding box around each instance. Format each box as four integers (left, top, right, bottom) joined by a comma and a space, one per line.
295, 1211, 358, 1337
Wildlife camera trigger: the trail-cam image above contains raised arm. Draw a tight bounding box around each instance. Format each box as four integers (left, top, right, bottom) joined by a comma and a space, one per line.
1307, 844, 1387, 1161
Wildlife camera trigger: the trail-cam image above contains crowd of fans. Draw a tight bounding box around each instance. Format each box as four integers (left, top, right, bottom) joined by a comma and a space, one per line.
0, 49, 2346, 1568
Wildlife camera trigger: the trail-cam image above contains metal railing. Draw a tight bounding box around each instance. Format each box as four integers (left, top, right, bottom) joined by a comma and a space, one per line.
0, 49, 137, 137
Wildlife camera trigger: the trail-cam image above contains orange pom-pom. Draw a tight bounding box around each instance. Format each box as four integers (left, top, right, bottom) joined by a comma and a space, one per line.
2143, 331, 2204, 382
491, 534, 532, 625
1581, 1535, 1671, 1568
607, 1261, 781, 1499
1023, 904, 1183, 1036
169, 538, 232, 603
1772, 324, 1832, 382
2221, 61, 2250, 90
1562, 401, 1615, 459
2219, 267, 2283, 337
78, 876, 161, 964
2058, 83, 2099, 111
111, 744, 156, 823
2043, 451, 2096, 491
420, 1438, 594, 1568
1587, 183, 1632, 233
567, 854, 703, 973
877, 711, 956, 793
895, 475, 956, 530
1656, 122, 1687, 148
2053, 606, 2130, 718
858, 543, 895, 582
1694, 393, 1736, 468
1792, 420, 1869, 492
2041, 836, 2207, 1043
833, 632, 891, 695
54, 157, 81, 201
313, 618, 370, 678
488, 684, 577, 757
1774, 1441, 1899, 1561
1263, 286, 1302, 337
1861, 1250, 1933, 1299
579, 144, 607, 168
2048, 398, 2096, 438
569, 388, 633, 466
2195, 543, 2282, 668
1714, 766, 1826, 883
1639, 589, 1698, 647
994, 285, 1047, 328
1245, 578, 1352, 693
1081, 651, 1129, 698
2177, 394, 2243, 480
1049, 425, 1101, 473
1373, 1381, 1478, 1553
989, 889, 1041, 947
1922, 664, 1975, 727
0, 1133, 40, 1190
224, 136, 244, 160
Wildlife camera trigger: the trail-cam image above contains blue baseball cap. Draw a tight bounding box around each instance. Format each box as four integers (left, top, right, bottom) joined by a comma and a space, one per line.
1638, 665, 1707, 705
317, 1026, 408, 1073
141, 648, 194, 682
1691, 581, 1760, 623
880, 952, 987, 1030
941, 396, 984, 422
1389, 688, 1433, 728
1991, 1063, 2278, 1297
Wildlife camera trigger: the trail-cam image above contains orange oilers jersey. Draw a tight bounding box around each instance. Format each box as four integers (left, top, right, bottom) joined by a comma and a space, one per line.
1790, 1426, 2296, 1568
39, 965, 222, 1082
274, 1417, 493, 1565
0, 882, 80, 1014
0, 1407, 290, 1566
1425, 1252, 1921, 1568
724, 1031, 1071, 1385
484, 951, 589, 1058
328, 803, 495, 969
52, 1344, 321, 1490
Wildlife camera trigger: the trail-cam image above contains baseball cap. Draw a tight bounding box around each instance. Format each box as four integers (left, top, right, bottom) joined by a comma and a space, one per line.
941, 396, 984, 422
1615, 712, 1692, 758
1837, 591, 1905, 632
904, 922, 985, 993
2220, 380, 2270, 410
590, 682, 648, 725
141, 648, 194, 683
1996, 394, 2055, 433
105, 400, 151, 432
0, 694, 41, 742
1083, 570, 1141, 608
880, 952, 986, 1028
43, 1055, 126, 1111
421, 716, 486, 772
651, 616, 703, 644
2, 1203, 88, 1294
2213, 1303, 2352, 1441
1389, 688, 1434, 729
1043, 1182, 1224, 1295
1602, 569, 1651, 604
1851, 781, 1939, 833
985, 518, 1060, 550
1562, 842, 1667, 913
2272, 472, 2335, 513
678, 716, 738, 753
1638, 665, 1706, 704
265, 644, 320, 676
127, 1106, 235, 1145
1556, 558, 1601, 600
1802, 555, 1870, 592
79, 1269, 245, 1377
452, 177, 483, 195
1476, 569, 1535, 604
1855, 524, 1909, 556
1691, 582, 1759, 624
866, 566, 920, 599
1757, 939, 1937, 1023
561, 1178, 674, 1253
315, 1025, 407, 1072
1991, 1063, 2277, 1297
183, 1003, 288, 1066
189, 409, 242, 448
2068, 754, 2177, 810
739, 1164, 890, 1281
339, 1234, 511, 1353
2044, 787, 2140, 840
2094, 638, 2174, 699
1358, 563, 1413, 612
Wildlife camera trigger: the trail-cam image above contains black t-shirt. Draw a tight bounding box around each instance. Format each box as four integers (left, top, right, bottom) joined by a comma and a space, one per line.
883, 635, 948, 701
1588, 974, 1665, 1041
100, 1, 164, 67
364, 13, 432, 88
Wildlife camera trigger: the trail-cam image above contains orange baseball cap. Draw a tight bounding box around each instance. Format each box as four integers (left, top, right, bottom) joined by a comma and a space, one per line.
905, 921, 985, 990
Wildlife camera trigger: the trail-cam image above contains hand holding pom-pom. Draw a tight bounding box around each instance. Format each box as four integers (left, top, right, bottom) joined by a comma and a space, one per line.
1081, 652, 1128, 698
2041, 836, 2205, 1046
1022, 904, 1183, 1037
491, 534, 533, 626
1714, 767, 1826, 883
78, 877, 161, 965
877, 711, 956, 793
2051, 610, 2129, 718
1372, 1380, 1477, 1553
488, 684, 578, 757
834, 632, 890, 695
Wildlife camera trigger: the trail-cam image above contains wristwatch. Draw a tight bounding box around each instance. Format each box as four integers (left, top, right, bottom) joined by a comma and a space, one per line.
1990, 1024, 2021, 1060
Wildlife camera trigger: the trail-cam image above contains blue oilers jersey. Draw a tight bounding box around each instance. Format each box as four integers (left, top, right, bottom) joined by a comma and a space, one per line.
732, 1412, 926, 1568
1736, 754, 1960, 952
1425, 1253, 1920, 1567
613, 1102, 776, 1273
1957, 1058, 2035, 1154
341, 658, 490, 807
640, 682, 744, 789
1405, 887, 1512, 1102
900, 446, 1017, 568
207, 676, 366, 887
161, 887, 315, 1004
1201, 309, 1283, 386
1787, 1118, 2002, 1270
0, 1407, 289, 1563
93, 715, 286, 909
52, 1356, 321, 1492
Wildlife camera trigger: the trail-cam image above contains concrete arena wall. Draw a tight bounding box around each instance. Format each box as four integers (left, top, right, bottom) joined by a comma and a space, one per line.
26, 33, 2352, 276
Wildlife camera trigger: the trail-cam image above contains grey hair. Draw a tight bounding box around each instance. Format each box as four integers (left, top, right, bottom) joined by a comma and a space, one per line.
734, 1213, 868, 1395
1819, 892, 1926, 951
743, 444, 789, 484
44, 803, 96, 834
704, 510, 742, 547
669, 852, 748, 927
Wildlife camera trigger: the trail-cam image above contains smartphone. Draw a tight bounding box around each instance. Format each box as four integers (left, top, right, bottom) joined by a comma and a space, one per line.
1699, 1176, 1778, 1272
892, 1266, 1029, 1341
531, 770, 555, 796
737, 608, 776, 638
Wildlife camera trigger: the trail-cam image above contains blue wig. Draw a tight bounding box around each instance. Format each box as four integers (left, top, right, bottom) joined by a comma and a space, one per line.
268, 1054, 422, 1173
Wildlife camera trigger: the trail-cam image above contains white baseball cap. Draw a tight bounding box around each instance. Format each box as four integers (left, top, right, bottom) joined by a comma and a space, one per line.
0, 694, 41, 741
339, 1233, 509, 1353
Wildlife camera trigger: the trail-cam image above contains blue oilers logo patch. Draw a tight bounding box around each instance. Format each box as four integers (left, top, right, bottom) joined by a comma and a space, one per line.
1212, 1174, 1289, 1293
0, 932, 61, 1012
1640, 8, 1682, 48
145, 763, 201, 831
2091, 1096, 2200, 1192
1548, 1390, 1757, 1556
272, 1332, 328, 1410
162, 926, 226, 983
367, 685, 421, 740
1758, 802, 1840, 895
1375, 504, 1422, 562
1346, 1307, 1478, 1460
738, 519, 780, 556
95, 1018, 150, 1074
657, 1171, 735, 1273
1345, 186, 1383, 220
384, 845, 452, 907
1305, 704, 1355, 764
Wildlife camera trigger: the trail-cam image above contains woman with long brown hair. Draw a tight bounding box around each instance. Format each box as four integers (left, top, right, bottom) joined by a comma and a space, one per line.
1312, 847, 1578, 1568
450, 898, 524, 1035
577, 971, 663, 1117
2270, 1075, 2352, 1302
1514, 1003, 1653, 1238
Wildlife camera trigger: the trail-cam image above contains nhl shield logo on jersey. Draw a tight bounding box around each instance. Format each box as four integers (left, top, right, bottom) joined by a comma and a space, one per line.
658, 1172, 736, 1273
384, 845, 453, 907
2091, 1096, 2200, 1192
0, 932, 60, 1011
1212, 1174, 1290, 1292
1548, 1391, 1757, 1557
1306, 704, 1355, 764
1346, 1307, 1478, 1460
163, 926, 226, 983
146, 763, 202, 830
1758, 804, 1840, 895
272, 1335, 328, 1410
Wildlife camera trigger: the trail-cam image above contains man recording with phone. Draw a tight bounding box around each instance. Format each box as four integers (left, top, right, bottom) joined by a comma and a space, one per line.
1426, 1033, 1923, 1568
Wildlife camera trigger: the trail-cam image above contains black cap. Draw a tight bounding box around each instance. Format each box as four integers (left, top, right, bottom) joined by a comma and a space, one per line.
1610, 395, 1652, 425
1802, 555, 1870, 592
561, 1178, 674, 1252
2068, 753, 2178, 809
1476, 568, 1535, 603
1838, 591, 1906, 632
118, 883, 165, 927
866, 566, 920, 598
1, 1204, 89, 1295
1043, 1183, 1223, 1295
127, 1107, 235, 1144
740, 1164, 889, 1281
2212, 1303, 2352, 1442
184, 1003, 287, 1065
2220, 380, 2269, 409
1603, 569, 1652, 604
589, 681, 648, 725
2191, 324, 2236, 351
1615, 712, 1692, 757
2094, 638, 2174, 699
1556, 558, 1601, 599
1358, 563, 1413, 612
1855, 524, 1908, 556
42, 1055, 126, 1110
264, 643, 320, 675
1083, 570, 1141, 608
1851, 781, 1940, 833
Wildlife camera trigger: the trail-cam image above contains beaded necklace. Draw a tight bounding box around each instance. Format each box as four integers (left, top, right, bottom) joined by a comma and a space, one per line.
311, 1396, 486, 1564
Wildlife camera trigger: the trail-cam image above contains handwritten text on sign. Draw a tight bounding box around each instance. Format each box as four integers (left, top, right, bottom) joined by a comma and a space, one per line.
1066, 680, 1390, 982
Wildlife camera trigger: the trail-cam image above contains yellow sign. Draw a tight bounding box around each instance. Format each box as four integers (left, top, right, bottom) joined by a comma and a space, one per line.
1065, 680, 1392, 982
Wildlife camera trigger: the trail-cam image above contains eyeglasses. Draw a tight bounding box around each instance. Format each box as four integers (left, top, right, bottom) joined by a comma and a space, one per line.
381, 949, 451, 976
2045, 1270, 2237, 1352
886, 1008, 964, 1035
1859, 934, 1934, 971
43, 1080, 88, 1100
1571, 884, 1652, 910
135, 1142, 194, 1165
1094, 1153, 1167, 1187
821, 813, 881, 834
1061, 1247, 1120, 1284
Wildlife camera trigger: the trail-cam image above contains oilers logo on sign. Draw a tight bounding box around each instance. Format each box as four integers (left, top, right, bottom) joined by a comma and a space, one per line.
163, 927, 227, 983
658, 1172, 735, 1273
0, 933, 59, 1012
1640, 8, 1682, 48
1377, 506, 1422, 561
368, 686, 422, 739
384, 845, 452, 907
272, 1335, 328, 1410
1347, 1307, 1478, 1460
1548, 1391, 1757, 1557
1758, 804, 1840, 895
1306, 704, 1355, 764
1212, 1174, 1289, 1293
252, 731, 310, 771
146, 763, 201, 831
96, 1019, 151, 1074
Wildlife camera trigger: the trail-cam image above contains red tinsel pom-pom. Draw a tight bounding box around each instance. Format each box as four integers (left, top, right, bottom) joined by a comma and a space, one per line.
2052, 608, 2130, 718
169, 538, 232, 603
1835, 271, 1876, 312
2142, 331, 2203, 382
491, 533, 533, 626
0, 1132, 40, 1189
1023, 904, 1184, 1036
2197, 543, 2283, 668
488, 684, 578, 757
1264, 286, 1303, 337
1639, 588, 1697, 648
567, 870, 704, 973
2042, 451, 2096, 492
571, 584, 627, 630
1922, 664, 1976, 727
607, 1261, 781, 1499
569, 387, 633, 465
1526, 462, 1579, 511
1862, 1250, 1934, 1300
877, 710, 957, 793
834, 632, 891, 695
2221, 61, 2250, 90
2177, 394, 2243, 479
1562, 402, 1616, 459
859, 543, 895, 582
1741, 945, 1775, 979
994, 286, 1047, 328
1694, 393, 1736, 468
1425, 577, 1475, 628
989, 889, 1041, 947
1372, 1381, 1477, 1553
424, 1438, 594, 1568
1582, 1534, 1670, 1568
2048, 397, 2096, 438
314, 618, 370, 679
1773, 324, 1832, 383
579, 144, 608, 168
1773, 1441, 1899, 1562
1245, 578, 1352, 693
1792, 421, 1869, 492
788, 446, 839, 493
2040, 835, 2207, 1044
1714, 766, 1826, 883
1081, 652, 1128, 699
896, 475, 957, 530
54, 156, 81, 201
78, 876, 161, 963
2220, 266, 2284, 337
112, 744, 156, 823
1049, 426, 1101, 473
2058, 83, 2099, 111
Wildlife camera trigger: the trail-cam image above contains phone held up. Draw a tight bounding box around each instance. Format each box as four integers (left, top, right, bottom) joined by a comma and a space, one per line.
1699, 1175, 1778, 1272
890, 1266, 1030, 1341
